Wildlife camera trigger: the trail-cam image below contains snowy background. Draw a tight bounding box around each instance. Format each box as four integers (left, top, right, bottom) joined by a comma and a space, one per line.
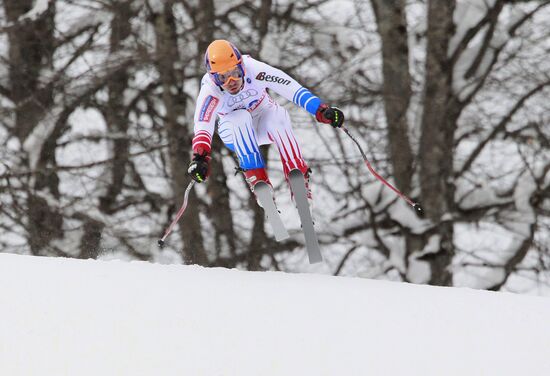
0, 0, 549, 294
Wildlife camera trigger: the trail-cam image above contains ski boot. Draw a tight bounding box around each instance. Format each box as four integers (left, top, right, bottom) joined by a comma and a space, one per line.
242, 167, 272, 193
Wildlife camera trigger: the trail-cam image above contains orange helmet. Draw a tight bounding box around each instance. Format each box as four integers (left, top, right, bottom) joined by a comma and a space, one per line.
204, 40, 244, 86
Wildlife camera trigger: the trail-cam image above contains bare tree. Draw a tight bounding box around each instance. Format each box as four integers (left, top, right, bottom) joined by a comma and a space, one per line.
1, 0, 548, 293
3, 0, 60, 254
322, 0, 550, 290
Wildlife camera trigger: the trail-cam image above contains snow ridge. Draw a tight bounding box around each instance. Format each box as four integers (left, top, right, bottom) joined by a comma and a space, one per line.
1, 253, 549, 375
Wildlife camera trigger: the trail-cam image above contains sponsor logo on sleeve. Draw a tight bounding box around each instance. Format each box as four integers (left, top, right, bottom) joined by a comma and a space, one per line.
255, 72, 291, 85
199, 95, 219, 122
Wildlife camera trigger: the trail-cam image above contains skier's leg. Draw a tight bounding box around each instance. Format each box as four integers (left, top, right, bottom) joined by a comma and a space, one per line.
262, 104, 312, 200
217, 108, 287, 238
217, 109, 271, 190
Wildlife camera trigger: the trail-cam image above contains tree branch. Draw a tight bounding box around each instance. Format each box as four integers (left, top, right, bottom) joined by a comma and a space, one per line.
457, 80, 550, 178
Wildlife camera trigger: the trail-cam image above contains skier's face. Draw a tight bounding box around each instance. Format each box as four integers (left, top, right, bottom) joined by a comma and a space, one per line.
223, 76, 243, 94
216, 65, 244, 94
223, 78, 243, 94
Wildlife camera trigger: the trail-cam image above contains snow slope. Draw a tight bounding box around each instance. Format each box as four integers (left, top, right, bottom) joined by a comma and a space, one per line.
1, 253, 549, 376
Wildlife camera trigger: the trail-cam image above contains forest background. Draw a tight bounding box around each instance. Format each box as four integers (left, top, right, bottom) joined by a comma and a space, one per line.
0, 0, 549, 294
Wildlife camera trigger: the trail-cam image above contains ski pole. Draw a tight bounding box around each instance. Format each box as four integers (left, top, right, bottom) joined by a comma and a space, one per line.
341, 126, 424, 217
158, 180, 196, 248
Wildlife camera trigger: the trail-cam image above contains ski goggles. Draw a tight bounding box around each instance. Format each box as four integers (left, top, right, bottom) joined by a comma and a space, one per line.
211, 64, 244, 86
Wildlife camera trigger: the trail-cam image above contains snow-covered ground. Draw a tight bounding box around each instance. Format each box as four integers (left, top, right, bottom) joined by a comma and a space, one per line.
1, 253, 549, 376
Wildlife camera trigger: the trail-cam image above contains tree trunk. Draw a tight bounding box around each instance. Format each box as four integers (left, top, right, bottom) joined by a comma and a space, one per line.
3, 0, 61, 254
371, 0, 413, 193
76, 214, 105, 259
99, 1, 133, 215
418, 0, 457, 285
152, 1, 208, 264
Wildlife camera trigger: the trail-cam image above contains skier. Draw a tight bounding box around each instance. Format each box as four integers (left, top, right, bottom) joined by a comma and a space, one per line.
187, 39, 344, 202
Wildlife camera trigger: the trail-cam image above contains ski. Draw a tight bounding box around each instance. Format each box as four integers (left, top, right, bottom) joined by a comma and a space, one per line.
288, 169, 323, 264
255, 182, 290, 242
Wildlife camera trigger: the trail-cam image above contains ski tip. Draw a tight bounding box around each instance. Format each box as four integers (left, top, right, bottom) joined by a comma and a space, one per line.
413, 203, 424, 218
157, 239, 165, 248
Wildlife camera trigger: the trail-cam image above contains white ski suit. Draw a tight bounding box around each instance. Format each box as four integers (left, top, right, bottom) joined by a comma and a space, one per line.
191, 55, 322, 176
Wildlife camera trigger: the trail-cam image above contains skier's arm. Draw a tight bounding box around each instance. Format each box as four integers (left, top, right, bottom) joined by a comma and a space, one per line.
246, 56, 322, 115
247, 57, 344, 127
188, 80, 221, 183
192, 83, 220, 156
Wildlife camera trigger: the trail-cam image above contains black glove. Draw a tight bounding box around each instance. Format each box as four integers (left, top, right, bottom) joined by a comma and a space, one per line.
187, 152, 210, 183
316, 103, 344, 128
